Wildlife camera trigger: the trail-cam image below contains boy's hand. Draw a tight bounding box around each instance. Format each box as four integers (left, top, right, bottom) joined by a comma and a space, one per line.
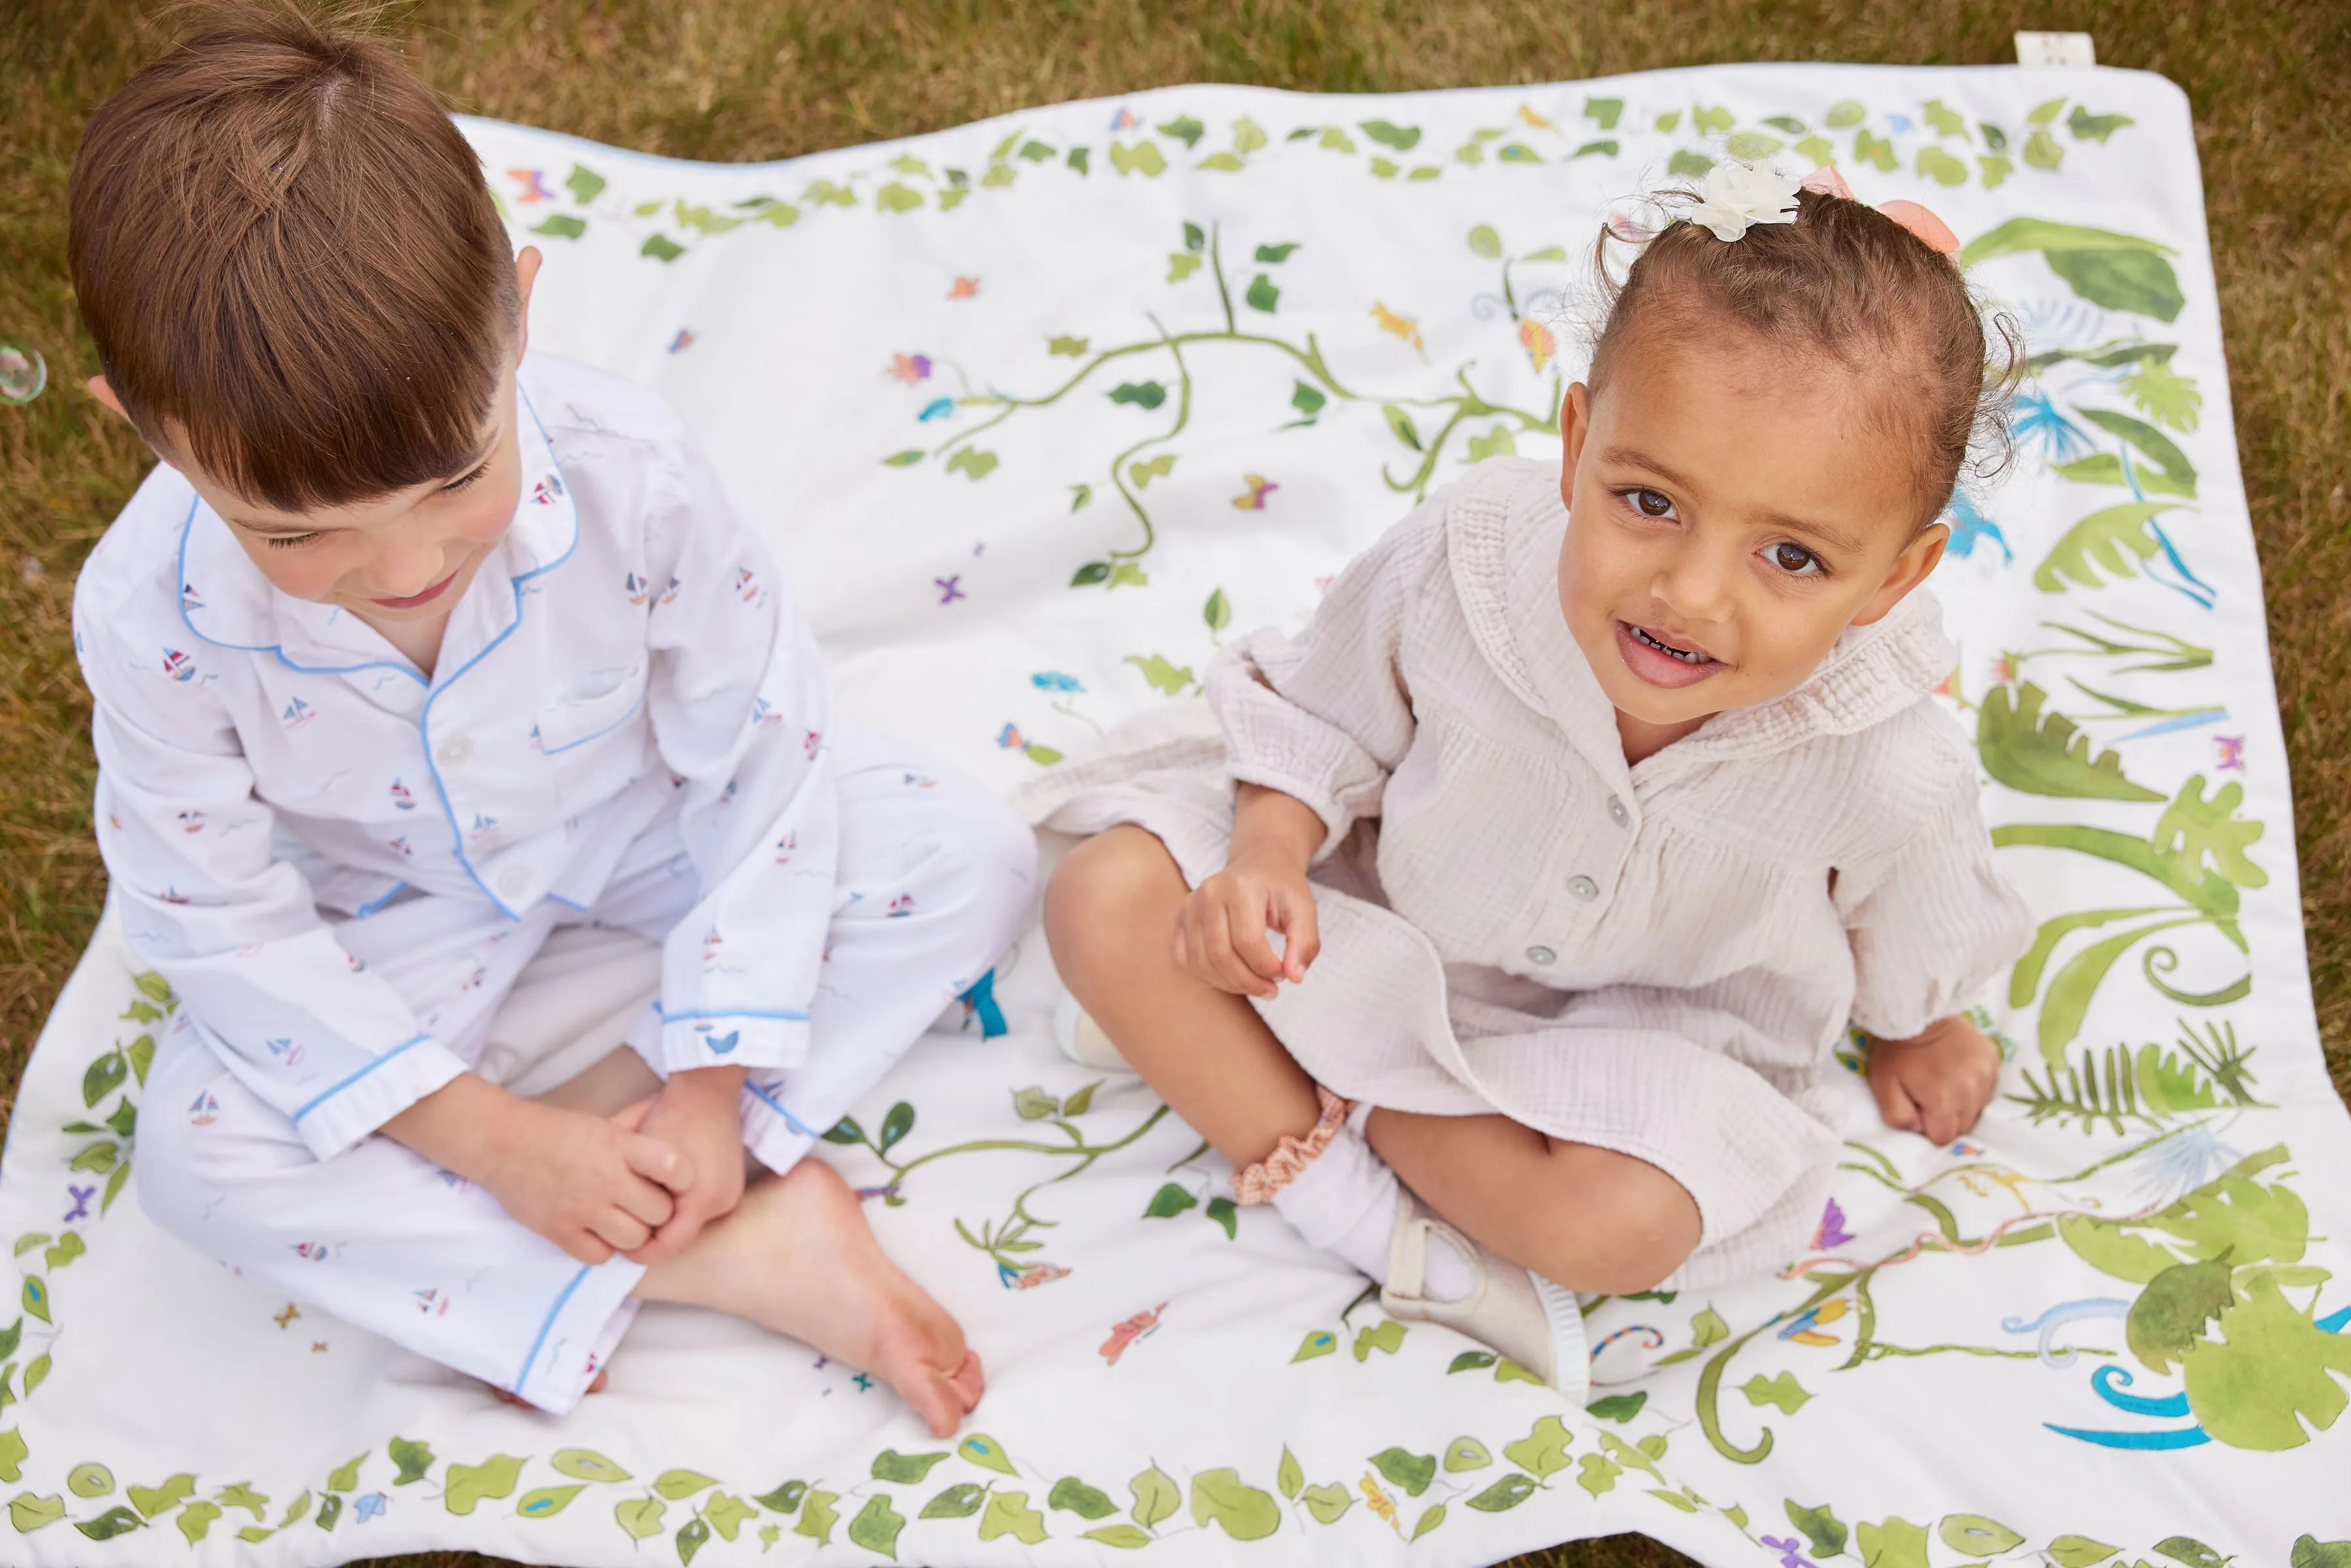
619, 1066, 748, 1265
1867, 1015, 2003, 1146
1176, 856, 1320, 999
383, 1074, 692, 1264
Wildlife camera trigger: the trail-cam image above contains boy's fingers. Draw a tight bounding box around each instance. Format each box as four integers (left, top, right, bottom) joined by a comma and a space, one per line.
594, 1209, 652, 1255
624, 1132, 693, 1194
618, 1170, 680, 1229
562, 1230, 616, 1266
608, 1097, 656, 1134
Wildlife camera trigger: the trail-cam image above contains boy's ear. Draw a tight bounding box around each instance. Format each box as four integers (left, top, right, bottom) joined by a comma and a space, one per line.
1849, 522, 1949, 626
88, 374, 129, 421
513, 246, 543, 361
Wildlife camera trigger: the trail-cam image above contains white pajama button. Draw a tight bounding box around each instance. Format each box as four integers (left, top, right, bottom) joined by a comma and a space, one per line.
1526, 944, 1557, 965
436, 735, 473, 767
1608, 794, 1629, 827
497, 866, 529, 898
1567, 875, 1599, 901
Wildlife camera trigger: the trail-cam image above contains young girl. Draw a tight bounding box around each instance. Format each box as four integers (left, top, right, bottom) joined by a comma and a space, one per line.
1031, 163, 2032, 1401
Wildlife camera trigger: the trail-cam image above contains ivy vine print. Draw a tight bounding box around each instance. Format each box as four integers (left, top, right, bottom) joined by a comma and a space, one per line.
0, 63, 2344, 1568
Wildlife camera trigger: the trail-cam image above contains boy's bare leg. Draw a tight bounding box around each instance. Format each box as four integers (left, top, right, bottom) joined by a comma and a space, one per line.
1044, 826, 1324, 1168
632, 1162, 983, 1437
1366, 1110, 1701, 1295
504, 1049, 982, 1435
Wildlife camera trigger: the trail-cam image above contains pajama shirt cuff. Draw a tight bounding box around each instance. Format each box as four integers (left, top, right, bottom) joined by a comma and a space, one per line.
289, 1034, 470, 1162
657, 1012, 810, 1074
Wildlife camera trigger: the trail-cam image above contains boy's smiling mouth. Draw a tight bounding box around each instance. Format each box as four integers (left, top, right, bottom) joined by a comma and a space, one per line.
1615, 619, 1723, 689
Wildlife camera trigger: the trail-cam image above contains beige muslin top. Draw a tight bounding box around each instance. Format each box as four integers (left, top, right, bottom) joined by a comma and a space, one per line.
1021, 457, 2031, 1285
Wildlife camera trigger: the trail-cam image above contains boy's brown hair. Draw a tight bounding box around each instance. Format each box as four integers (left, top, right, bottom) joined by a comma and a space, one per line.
69, 7, 517, 512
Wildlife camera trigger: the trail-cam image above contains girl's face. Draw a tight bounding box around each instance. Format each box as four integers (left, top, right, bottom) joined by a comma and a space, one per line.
1556, 334, 1948, 736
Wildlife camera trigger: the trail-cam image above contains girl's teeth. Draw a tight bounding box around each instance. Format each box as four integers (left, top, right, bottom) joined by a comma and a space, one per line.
1637, 626, 1704, 663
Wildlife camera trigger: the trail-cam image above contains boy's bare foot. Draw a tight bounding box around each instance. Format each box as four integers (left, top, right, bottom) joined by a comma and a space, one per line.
635, 1160, 984, 1438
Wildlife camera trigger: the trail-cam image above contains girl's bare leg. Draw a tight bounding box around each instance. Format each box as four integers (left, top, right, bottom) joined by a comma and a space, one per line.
1366, 1110, 1701, 1295
1043, 826, 1323, 1167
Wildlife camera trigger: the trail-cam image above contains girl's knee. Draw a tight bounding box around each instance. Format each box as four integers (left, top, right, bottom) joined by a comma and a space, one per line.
1042, 828, 1185, 970
1556, 1150, 1703, 1293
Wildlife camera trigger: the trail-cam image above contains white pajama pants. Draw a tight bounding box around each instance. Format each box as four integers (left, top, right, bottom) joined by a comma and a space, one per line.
136, 728, 1037, 1413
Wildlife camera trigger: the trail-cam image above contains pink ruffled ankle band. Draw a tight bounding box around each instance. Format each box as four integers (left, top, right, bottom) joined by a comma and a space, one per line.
1232, 1085, 1356, 1204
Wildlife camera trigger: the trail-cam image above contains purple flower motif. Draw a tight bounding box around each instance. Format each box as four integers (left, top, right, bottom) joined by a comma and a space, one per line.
1812, 1195, 1855, 1251
1031, 671, 1083, 693
1761, 1537, 1815, 1568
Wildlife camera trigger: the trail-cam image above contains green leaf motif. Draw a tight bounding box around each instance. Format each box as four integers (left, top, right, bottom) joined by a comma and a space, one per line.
944, 447, 999, 481
552, 1447, 631, 1483
1275, 1448, 1303, 1501
129, 1474, 195, 1517
871, 1449, 948, 1484
217, 1482, 267, 1519
1110, 141, 1167, 177
874, 182, 923, 212
846, 1494, 905, 1559
2183, 1271, 2351, 1448
2157, 1537, 2233, 1568
1787, 1499, 1848, 1557
881, 449, 923, 467
959, 1432, 1016, 1475
1668, 149, 1714, 177
2070, 106, 2135, 142
2049, 1535, 2124, 1568
441, 1456, 522, 1516
1157, 116, 1205, 148
1051, 1475, 1117, 1518
2292, 1539, 2351, 1568
1940, 1512, 2026, 1556
1979, 683, 2162, 800
2034, 502, 2183, 592
314, 1494, 341, 1531
1290, 381, 1328, 422
175, 1500, 220, 1543
1447, 1349, 1495, 1373
1232, 118, 1268, 153
1124, 654, 1194, 697
1922, 99, 1968, 138
1980, 154, 2013, 188
1189, 1468, 1279, 1541
1047, 334, 1089, 358
1917, 146, 1968, 186
1142, 1181, 1198, 1217
1354, 1319, 1407, 1360
1503, 1415, 1576, 1480
67, 1140, 116, 1174
919, 1482, 985, 1519
1292, 1330, 1338, 1362
1586, 97, 1625, 129
1466, 425, 1517, 462
1129, 453, 1177, 488
701, 1491, 755, 1541
67, 1462, 114, 1497
877, 1100, 916, 1152
1494, 1356, 1543, 1385
1854, 129, 1896, 171
640, 233, 684, 263
794, 1488, 839, 1544
1087, 1523, 1155, 1548
1821, 100, 1865, 129
382, 1436, 431, 1488
1381, 405, 1422, 451
980, 1489, 1048, 1544
1693, 104, 1735, 134
83, 1051, 126, 1108
1360, 120, 1421, 150
1198, 153, 1244, 171
531, 214, 586, 240
0, 1322, 16, 1362
675, 1514, 712, 1566
1109, 381, 1166, 409
1370, 1447, 1436, 1497
2129, 1258, 2236, 1373
2079, 408, 2198, 494
616, 1496, 666, 1541
2026, 129, 2064, 168
517, 1484, 584, 1519
1727, 131, 1783, 159
1130, 1465, 1180, 1528
20, 1358, 46, 1398
1469, 1471, 1538, 1512
1245, 274, 1280, 313
1587, 1392, 1648, 1422
654, 1469, 717, 1501
1302, 1482, 1352, 1524
10, 1493, 64, 1532
1255, 242, 1302, 263
1858, 1516, 1932, 1568
1204, 1195, 1238, 1238
1412, 1502, 1448, 1539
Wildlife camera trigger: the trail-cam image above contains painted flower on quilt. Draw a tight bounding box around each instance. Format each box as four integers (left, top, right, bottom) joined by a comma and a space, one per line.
888, 352, 933, 385
1811, 1196, 1855, 1251
1031, 671, 1083, 692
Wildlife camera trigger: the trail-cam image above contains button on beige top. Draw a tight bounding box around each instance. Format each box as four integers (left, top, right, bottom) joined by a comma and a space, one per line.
1524, 944, 1556, 966
436, 735, 473, 767
1607, 793, 1629, 827
1566, 875, 1598, 901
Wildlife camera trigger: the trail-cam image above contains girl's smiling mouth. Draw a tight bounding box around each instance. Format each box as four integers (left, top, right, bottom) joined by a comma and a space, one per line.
1616, 619, 1723, 688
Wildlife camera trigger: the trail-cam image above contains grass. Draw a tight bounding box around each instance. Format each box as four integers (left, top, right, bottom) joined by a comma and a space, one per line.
3, 3, 2346, 1565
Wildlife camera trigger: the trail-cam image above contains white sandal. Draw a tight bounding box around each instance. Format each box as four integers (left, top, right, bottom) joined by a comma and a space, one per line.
1051, 995, 1137, 1073
1380, 1191, 1590, 1406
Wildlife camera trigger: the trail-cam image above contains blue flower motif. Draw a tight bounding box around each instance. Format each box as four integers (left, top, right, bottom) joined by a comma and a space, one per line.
355, 1493, 387, 1523
1031, 671, 1083, 693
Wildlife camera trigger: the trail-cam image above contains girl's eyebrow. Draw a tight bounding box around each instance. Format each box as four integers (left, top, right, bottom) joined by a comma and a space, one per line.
1601, 443, 1868, 556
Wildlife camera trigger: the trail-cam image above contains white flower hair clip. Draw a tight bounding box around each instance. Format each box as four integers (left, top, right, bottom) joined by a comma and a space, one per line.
1680, 159, 1803, 241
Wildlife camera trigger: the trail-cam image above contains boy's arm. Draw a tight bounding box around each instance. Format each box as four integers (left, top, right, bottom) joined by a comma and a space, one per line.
76, 603, 467, 1161
637, 439, 840, 1078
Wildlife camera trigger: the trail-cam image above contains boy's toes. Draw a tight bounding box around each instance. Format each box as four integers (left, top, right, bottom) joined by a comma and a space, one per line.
949, 1349, 985, 1413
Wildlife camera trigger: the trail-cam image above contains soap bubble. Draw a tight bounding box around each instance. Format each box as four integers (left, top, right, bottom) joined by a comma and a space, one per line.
0, 344, 45, 406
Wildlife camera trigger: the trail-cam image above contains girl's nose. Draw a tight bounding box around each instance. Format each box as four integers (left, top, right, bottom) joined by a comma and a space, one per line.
1654, 541, 1738, 622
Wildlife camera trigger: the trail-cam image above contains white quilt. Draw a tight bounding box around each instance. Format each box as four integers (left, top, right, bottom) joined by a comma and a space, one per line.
7, 61, 2350, 1568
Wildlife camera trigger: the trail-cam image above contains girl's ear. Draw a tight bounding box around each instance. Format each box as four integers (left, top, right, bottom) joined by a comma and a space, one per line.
1558, 382, 1592, 496
1849, 521, 1948, 626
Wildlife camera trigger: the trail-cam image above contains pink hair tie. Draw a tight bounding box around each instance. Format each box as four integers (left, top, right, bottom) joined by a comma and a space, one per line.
1232, 1085, 1356, 1204
1798, 165, 1961, 256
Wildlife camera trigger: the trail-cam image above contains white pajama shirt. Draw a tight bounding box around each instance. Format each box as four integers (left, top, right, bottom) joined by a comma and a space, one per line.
74, 354, 1037, 1411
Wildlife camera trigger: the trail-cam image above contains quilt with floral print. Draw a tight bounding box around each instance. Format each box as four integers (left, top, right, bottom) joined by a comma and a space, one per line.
5, 61, 2348, 1568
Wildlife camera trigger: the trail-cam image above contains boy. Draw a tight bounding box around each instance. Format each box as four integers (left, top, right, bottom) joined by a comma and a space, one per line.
65, 10, 1034, 1433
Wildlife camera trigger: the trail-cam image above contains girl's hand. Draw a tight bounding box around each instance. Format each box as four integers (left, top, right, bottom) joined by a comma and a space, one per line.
1174, 857, 1320, 999
1866, 1015, 2003, 1146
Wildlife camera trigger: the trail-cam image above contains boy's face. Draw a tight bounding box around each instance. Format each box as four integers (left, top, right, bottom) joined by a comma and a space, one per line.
1555, 334, 1947, 732
91, 249, 539, 636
